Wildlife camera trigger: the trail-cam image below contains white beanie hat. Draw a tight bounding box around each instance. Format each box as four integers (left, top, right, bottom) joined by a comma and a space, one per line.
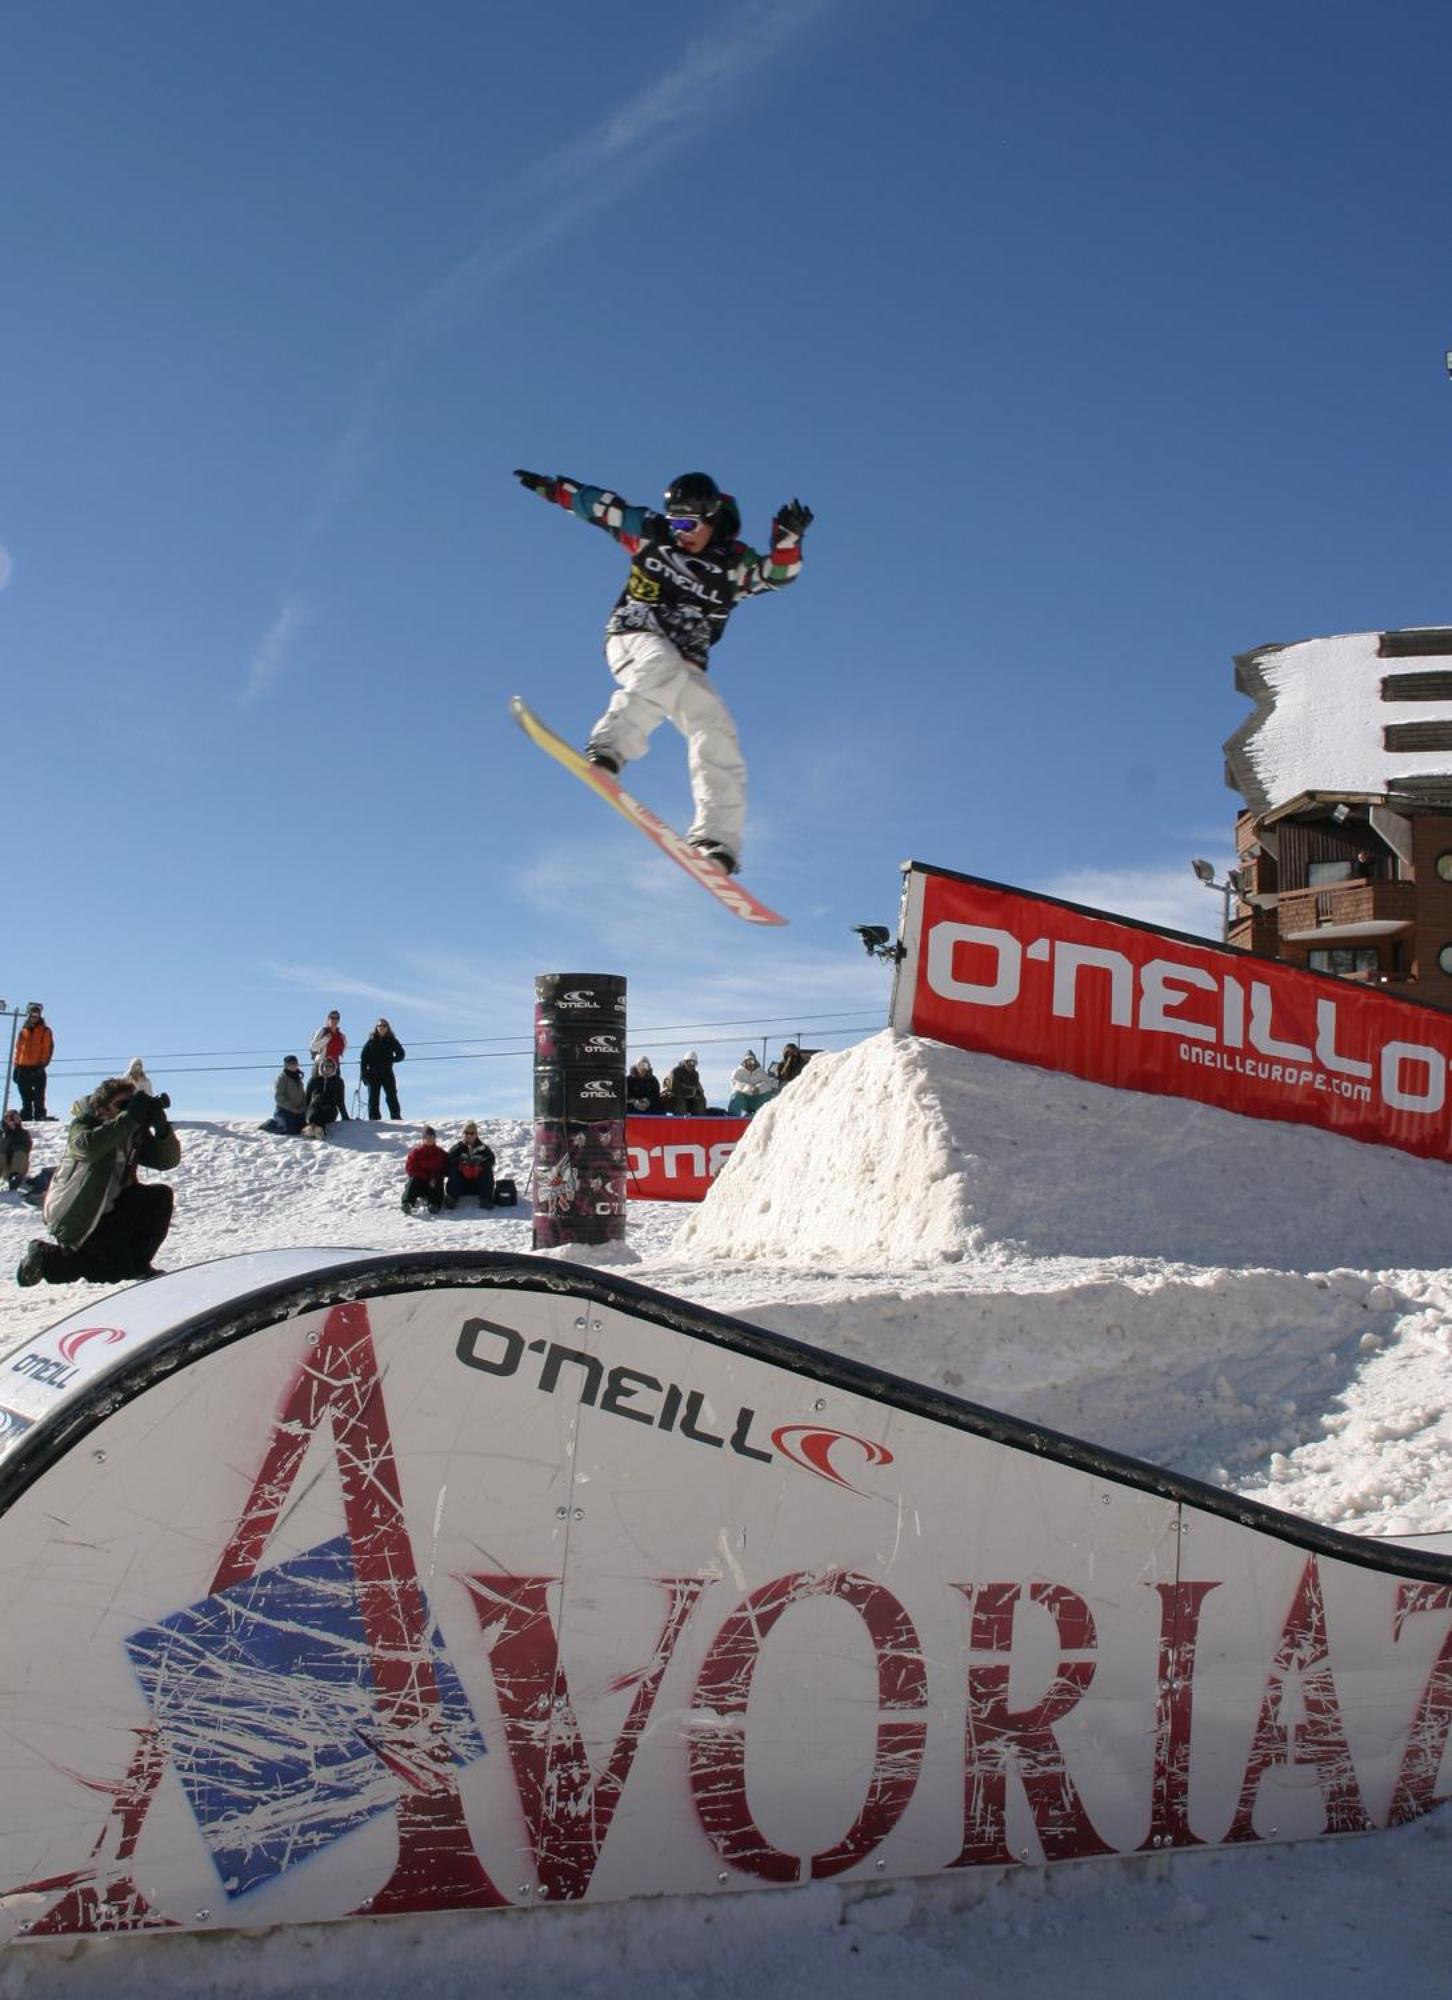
682, 1050, 698, 1063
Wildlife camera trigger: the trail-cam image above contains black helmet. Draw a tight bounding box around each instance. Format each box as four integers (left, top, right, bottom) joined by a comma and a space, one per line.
663, 472, 721, 521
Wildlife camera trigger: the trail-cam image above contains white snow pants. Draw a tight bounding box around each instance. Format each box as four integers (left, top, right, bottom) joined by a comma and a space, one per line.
589, 631, 747, 856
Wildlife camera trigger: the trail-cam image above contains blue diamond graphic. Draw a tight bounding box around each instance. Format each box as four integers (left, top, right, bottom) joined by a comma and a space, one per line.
126, 1535, 485, 1899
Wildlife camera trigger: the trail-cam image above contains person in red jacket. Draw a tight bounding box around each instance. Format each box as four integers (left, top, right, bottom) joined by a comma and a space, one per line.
13, 1003, 54, 1120
402, 1127, 449, 1215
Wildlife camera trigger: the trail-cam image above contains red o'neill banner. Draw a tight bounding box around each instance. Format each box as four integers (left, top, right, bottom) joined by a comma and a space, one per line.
627, 1116, 748, 1201
892, 863, 1452, 1163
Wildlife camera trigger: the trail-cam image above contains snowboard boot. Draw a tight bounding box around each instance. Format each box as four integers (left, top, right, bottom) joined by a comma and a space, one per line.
690, 839, 738, 876
586, 748, 621, 776
16, 1240, 47, 1288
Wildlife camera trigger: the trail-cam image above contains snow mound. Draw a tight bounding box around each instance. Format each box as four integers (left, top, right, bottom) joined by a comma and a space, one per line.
674, 1032, 968, 1265
674, 1030, 1452, 1272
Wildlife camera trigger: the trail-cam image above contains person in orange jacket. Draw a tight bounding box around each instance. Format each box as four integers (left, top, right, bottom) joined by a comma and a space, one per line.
12, 1003, 54, 1120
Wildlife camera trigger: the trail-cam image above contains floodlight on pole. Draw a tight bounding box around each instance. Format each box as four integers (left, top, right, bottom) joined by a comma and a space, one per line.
1190, 859, 1242, 942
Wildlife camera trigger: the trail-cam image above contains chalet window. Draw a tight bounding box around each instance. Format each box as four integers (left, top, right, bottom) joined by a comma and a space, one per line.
1309, 947, 1379, 978
1378, 630, 1452, 658
1387, 776, 1452, 802
1381, 671, 1452, 701
1383, 722, 1452, 753
1307, 859, 1354, 886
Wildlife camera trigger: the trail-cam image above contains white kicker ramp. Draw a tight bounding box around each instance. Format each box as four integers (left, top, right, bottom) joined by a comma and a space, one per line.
1, 1248, 1451, 1942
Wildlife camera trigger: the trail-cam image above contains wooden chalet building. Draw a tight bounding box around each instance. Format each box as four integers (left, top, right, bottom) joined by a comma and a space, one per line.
1224, 627, 1452, 1011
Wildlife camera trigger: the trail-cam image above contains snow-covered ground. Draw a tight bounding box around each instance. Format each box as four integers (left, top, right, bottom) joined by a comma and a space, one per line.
4, 1029, 1452, 1997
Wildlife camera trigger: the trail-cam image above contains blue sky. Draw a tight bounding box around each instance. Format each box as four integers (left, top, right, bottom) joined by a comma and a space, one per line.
6, 0, 1452, 1118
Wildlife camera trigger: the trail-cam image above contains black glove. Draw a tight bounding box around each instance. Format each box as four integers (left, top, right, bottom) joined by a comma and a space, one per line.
514, 468, 554, 497
126, 1091, 155, 1125
773, 499, 813, 540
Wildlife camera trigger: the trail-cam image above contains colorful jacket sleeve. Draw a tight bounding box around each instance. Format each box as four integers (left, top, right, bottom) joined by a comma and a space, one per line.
527, 475, 805, 595
528, 476, 653, 553
725, 526, 805, 597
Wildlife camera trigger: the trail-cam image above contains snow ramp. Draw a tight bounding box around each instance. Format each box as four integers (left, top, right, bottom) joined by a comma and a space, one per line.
2, 1249, 1452, 1944
671, 1029, 1452, 1270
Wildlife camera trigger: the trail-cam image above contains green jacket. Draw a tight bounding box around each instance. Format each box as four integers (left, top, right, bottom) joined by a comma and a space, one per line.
43, 1094, 182, 1248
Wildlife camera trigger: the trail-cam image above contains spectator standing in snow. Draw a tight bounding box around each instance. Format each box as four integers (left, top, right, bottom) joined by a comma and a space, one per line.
661, 1051, 707, 1117
303, 1058, 346, 1138
12, 1002, 54, 1120
263, 1055, 307, 1135
124, 1057, 156, 1098
360, 1018, 405, 1120
727, 1051, 775, 1119
309, 1011, 349, 1118
402, 1126, 449, 1214
17, 1076, 180, 1287
627, 1056, 662, 1114
1, 1109, 31, 1191
444, 1123, 495, 1208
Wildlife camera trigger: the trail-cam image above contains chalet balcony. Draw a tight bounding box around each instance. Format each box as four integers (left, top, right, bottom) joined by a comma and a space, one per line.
1274, 879, 1417, 944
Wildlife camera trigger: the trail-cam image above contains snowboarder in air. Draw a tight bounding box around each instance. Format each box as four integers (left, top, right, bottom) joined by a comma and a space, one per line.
512, 468, 812, 877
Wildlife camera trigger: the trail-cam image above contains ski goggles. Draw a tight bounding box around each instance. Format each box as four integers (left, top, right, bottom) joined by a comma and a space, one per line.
667, 514, 706, 533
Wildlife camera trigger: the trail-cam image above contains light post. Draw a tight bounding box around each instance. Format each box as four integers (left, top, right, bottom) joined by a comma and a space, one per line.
1191, 859, 1244, 943
0, 1001, 20, 1117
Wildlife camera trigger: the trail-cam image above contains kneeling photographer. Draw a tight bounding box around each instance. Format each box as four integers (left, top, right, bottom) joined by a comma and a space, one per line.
17, 1077, 182, 1287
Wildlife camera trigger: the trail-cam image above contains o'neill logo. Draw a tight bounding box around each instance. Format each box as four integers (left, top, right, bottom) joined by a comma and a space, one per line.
771, 1424, 894, 1495
57, 1326, 128, 1366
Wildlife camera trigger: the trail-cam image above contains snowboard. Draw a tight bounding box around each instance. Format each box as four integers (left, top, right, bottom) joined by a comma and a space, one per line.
509, 697, 787, 926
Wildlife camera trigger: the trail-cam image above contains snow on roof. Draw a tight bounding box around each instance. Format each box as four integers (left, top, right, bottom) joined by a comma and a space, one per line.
1226, 629, 1452, 816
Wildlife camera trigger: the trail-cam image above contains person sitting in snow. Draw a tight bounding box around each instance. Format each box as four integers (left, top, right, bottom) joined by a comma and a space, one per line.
262, 1055, 307, 1135
627, 1056, 663, 1114
444, 1123, 496, 1208
769, 1042, 815, 1089
661, 1051, 707, 1116
303, 1058, 346, 1138
402, 1126, 450, 1214
727, 1050, 775, 1119
1, 1108, 32, 1192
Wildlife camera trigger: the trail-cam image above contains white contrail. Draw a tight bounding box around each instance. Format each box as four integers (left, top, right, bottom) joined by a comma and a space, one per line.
242, 599, 305, 705
243, 0, 837, 698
